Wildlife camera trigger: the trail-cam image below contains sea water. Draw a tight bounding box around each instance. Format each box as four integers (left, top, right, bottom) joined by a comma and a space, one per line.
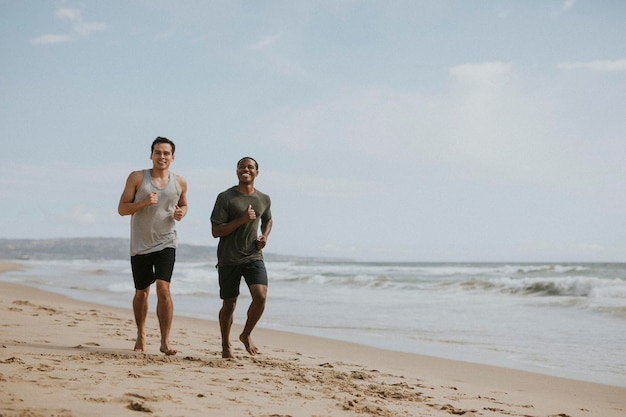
2, 259, 625, 387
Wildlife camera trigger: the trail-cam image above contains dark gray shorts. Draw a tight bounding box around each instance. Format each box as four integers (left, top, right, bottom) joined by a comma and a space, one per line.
218, 260, 268, 299
130, 247, 176, 290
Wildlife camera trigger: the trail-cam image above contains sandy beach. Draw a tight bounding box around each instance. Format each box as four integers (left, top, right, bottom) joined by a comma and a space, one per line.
1, 261, 625, 417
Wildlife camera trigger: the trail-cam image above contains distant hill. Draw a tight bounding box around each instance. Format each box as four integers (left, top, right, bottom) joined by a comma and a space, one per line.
0, 238, 324, 263
0, 238, 213, 262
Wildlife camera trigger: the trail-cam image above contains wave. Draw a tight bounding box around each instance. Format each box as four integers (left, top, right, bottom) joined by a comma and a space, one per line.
267, 262, 626, 297
271, 271, 438, 291
596, 305, 626, 319
270, 261, 601, 283
461, 276, 626, 298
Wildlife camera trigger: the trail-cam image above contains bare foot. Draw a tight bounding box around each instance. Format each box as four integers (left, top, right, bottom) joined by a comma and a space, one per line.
134, 333, 146, 352
222, 344, 234, 359
239, 333, 259, 356
160, 343, 177, 356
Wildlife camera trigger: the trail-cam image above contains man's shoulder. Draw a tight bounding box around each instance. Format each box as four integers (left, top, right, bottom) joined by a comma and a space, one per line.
127, 169, 147, 182
218, 186, 239, 196
254, 188, 271, 200
173, 172, 187, 186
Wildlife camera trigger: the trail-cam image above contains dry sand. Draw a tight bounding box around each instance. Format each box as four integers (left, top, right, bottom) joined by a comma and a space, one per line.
1, 260, 624, 417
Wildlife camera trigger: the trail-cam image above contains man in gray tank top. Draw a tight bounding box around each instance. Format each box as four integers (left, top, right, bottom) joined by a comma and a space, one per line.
118, 137, 188, 355
211, 157, 272, 358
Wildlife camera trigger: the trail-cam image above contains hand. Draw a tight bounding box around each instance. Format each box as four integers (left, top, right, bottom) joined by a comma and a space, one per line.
144, 192, 158, 206
173, 205, 184, 221
256, 235, 267, 250
241, 204, 256, 224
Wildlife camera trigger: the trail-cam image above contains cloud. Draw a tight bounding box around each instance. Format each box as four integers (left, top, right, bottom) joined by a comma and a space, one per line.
445, 61, 554, 169
246, 33, 306, 77
249, 34, 282, 50
64, 205, 97, 225
448, 61, 512, 82
557, 59, 626, 72
31, 7, 106, 46
30, 34, 72, 45
260, 59, 586, 189
56, 7, 82, 21
562, 0, 576, 12
263, 63, 515, 163
553, 0, 576, 15
73, 21, 107, 37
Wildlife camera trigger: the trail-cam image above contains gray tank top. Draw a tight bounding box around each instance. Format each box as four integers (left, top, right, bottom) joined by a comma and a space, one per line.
130, 169, 179, 256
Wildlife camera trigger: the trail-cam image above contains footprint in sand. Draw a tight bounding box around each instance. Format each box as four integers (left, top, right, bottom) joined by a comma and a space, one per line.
73, 342, 100, 349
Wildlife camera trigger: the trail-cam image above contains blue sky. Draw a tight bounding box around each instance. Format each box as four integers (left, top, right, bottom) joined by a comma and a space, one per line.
1, 0, 625, 262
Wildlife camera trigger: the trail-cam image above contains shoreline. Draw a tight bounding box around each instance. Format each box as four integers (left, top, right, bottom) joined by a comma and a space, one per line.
4, 258, 623, 388
1, 265, 625, 416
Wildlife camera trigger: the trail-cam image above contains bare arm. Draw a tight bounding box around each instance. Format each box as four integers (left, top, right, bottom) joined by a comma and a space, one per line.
173, 175, 189, 221
117, 171, 156, 216
256, 218, 273, 249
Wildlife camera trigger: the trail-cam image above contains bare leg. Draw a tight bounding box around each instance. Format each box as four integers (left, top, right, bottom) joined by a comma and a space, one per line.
239, 284, 267, 356
132, 288, 150, 352
219, 298, 237, 358
156, 280, 177, 355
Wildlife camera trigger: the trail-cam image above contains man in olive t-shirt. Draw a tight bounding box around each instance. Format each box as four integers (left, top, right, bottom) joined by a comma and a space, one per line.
210, 157, 272, 358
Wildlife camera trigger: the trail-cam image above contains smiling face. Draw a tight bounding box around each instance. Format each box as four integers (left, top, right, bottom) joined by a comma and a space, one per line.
150, 142, 175, 170
237, 158, 258, 184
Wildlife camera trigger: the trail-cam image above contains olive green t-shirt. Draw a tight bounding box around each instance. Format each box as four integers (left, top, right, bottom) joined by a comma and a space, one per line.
210, 186, 272, 267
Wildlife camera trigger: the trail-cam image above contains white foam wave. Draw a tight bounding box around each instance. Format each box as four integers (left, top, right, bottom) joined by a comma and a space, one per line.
464, 276, 626, 298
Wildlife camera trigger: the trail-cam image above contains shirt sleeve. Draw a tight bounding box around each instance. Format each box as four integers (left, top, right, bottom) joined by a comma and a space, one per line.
210, 193, 228, 225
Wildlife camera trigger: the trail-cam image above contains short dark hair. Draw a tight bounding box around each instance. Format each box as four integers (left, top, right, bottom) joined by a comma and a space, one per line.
237, 156, 258, 170
152, 136, 175, 154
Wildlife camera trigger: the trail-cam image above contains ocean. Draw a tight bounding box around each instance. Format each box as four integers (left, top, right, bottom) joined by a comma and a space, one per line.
2, 259, 625, 387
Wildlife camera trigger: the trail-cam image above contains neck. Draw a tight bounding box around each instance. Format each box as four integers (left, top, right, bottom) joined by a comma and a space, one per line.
236, 183, 255, 195
150, 167, 169, 178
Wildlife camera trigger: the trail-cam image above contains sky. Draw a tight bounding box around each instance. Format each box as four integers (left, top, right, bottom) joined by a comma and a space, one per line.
1, 0, 625, 262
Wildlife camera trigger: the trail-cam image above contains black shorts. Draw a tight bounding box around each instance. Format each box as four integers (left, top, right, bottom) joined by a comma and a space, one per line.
218, 260, 268, 299
130, 247, 176, 290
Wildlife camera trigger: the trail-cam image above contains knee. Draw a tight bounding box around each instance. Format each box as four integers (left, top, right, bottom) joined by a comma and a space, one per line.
254, 296, 266, 307
155, 280, 171, 296
221, 299, 237, 313
134, 289, 149, 301
156, 291, 172, 305
251, 291, 267, 305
